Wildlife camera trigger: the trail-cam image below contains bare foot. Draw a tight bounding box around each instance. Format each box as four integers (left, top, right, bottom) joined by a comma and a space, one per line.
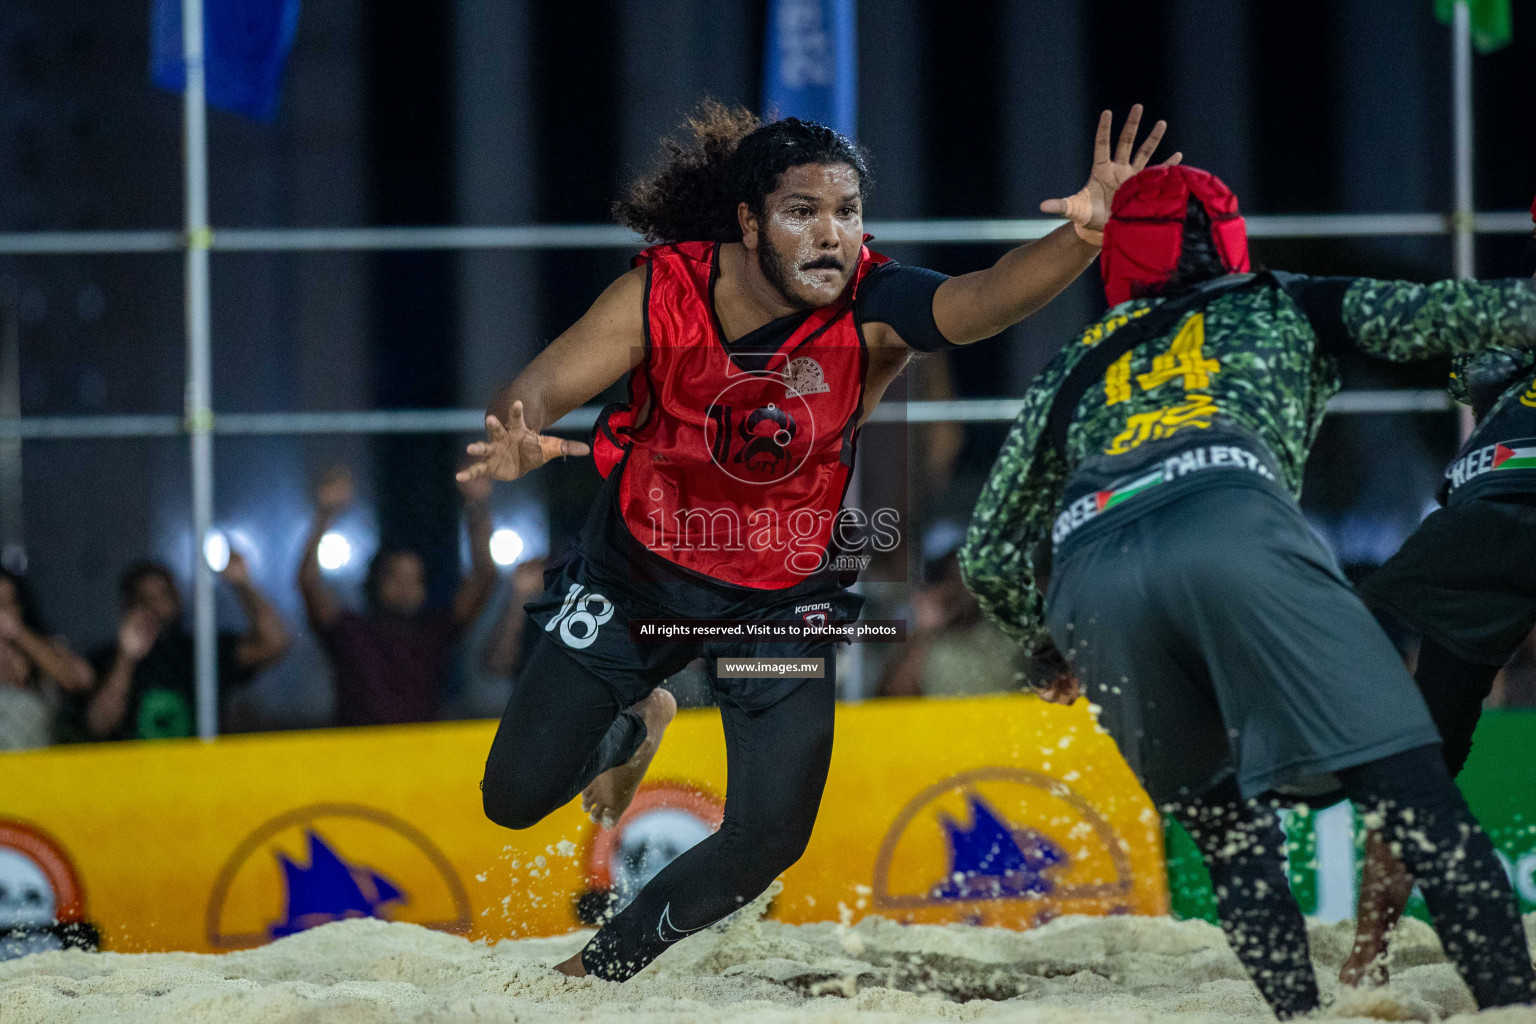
581, 688, 677, 827
1342, 829, 1411, 988
1340, 938, 1389, 988
554, 951, 587, 977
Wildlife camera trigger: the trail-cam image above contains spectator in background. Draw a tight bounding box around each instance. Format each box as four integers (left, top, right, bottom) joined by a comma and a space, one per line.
82, 553, 289, 741
299, 466, 497, 726
0, 568, 94, 750
877, 523, 1024, 699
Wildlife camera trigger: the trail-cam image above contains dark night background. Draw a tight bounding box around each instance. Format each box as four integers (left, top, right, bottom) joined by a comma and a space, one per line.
1, 0, 1533, 724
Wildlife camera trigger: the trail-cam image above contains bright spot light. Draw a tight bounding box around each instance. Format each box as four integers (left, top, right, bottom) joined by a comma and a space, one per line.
490, 528, 524, 567
203, 531, 230, 573
317, 531, 352, 572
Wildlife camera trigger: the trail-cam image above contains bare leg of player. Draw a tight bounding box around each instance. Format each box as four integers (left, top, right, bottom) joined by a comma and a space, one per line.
580, 688, 678, 828
1340, 829, 1415, 986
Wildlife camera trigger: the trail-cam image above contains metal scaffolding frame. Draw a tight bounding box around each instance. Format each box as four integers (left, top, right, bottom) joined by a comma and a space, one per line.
0, 210, 1530, 257
0, 2, 1498, 734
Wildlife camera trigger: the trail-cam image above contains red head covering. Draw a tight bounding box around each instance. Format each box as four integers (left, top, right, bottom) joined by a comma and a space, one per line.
1100, 165, 1250, 307
1529, 190, 1535, 224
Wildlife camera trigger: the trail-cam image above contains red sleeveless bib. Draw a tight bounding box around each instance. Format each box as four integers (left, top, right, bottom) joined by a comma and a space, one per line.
593, 240, 886, 589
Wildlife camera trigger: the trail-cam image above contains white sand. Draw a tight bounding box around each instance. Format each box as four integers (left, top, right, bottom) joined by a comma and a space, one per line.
3, 891, 1533, 1024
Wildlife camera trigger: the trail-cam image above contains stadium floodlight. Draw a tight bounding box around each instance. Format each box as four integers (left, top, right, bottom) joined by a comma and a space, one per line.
203, 530, 230, 573
317, 531, 352, 572
490, 527, 524, 567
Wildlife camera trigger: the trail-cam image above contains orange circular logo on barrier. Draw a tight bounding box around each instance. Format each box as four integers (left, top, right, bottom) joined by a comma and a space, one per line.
0, 819, 86, 926
580, 782, 724, 921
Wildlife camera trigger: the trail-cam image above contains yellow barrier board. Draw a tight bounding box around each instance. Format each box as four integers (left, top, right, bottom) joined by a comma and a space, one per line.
0, 693, 1167, 953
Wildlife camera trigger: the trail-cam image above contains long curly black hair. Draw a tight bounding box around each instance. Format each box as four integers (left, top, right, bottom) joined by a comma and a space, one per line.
613, 100, 871, 244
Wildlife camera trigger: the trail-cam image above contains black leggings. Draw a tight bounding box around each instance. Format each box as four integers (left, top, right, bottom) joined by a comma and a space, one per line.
482, 635, 648, 829
1173, 745, 1535, 1018
481, 632, 835, 981
1168, 780, 1320, 1019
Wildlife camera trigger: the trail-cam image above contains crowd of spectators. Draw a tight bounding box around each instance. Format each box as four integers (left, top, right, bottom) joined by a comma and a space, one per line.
0, 464, 505, 751
3, 472, 1534, 752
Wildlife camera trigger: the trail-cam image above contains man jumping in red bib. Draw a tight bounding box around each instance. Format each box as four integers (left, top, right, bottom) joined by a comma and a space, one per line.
459, 100, 1176, 980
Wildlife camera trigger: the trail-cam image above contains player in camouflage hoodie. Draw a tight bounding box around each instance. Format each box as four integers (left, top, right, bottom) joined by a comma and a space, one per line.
1341, 197, 1536, 987
959, 164, 1536, 1018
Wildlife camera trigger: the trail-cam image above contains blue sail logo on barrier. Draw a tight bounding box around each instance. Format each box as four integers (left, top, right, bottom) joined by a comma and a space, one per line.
874, 768, 1137, 924
269, 831, 405, 938
931, 794, 1066, 901
208, 804, 471, 950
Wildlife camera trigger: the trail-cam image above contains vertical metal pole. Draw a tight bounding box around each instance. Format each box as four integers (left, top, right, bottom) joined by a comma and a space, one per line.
1451, 0, 1475, 280
183, 0, 218, 739
1451, 0, 1478, 442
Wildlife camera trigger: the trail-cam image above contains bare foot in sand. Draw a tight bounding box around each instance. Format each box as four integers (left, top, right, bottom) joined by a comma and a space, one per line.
1341, 829, 1411, 988
1339, 939, 1389, 988
581, 688, 677, 828
554, 951, 587, 977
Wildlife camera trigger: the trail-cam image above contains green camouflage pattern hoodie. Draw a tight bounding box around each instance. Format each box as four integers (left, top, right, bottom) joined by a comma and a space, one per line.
959, 274, 1536, 657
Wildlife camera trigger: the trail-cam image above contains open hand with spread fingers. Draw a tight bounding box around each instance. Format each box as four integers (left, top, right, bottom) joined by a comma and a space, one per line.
456, 400, 592, 484
1041, 104, 1182, 238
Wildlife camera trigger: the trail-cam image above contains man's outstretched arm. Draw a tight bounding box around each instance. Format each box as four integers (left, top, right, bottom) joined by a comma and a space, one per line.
1341, 206, 1536, 360
1338, 277, 1536, 361
929, 105, 1181, 347
460, 267, 647, 484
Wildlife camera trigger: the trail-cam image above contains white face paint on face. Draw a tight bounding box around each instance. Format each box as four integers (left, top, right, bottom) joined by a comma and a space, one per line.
753, 163, 864, 310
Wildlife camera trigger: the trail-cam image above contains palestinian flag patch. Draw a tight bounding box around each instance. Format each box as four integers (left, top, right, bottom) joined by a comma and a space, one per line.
1492, 443, 1536, 471
1095, 470, 1165, 511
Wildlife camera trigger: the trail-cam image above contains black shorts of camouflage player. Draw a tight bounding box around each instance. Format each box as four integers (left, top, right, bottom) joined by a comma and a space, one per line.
960, 164, 1536, 1019
1338, 340, 1536, 984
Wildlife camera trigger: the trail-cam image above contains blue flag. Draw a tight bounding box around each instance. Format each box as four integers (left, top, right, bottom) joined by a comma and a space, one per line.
762, 0, 857, 137
151, 0, 301, 123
